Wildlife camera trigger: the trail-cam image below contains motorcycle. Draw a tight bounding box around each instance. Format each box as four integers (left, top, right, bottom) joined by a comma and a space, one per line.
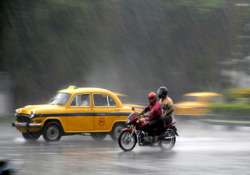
118, 112, 178, 151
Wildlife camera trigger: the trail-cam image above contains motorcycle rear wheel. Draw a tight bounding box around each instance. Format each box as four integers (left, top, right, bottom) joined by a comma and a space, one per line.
118, 131, 137, 152
159, 129, 176, 150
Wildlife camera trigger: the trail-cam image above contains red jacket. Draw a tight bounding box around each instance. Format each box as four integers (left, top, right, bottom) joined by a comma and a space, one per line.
145, 101, 162, 121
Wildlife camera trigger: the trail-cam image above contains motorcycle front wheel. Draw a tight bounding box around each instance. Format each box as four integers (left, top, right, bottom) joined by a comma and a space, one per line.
118, 130, 137, 152
160, 129, 176, 150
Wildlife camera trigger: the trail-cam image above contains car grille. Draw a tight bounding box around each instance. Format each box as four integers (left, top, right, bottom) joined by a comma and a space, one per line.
16, 114, 31, 123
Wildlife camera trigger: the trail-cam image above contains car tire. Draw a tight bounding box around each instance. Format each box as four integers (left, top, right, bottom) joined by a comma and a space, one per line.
111, 123, 125, 141
43, 122, 62, 142
22, 132, 41, 141
91, 133, 107, 141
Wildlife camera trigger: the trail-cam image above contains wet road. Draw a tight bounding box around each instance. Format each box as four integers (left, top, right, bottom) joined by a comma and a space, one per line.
1, 119, 250, 175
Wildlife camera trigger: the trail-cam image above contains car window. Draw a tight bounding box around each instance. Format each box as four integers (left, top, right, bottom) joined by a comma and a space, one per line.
71, 94, 90, 107
108, 96, 116, 106
93, 94, 117, 107
94, 94, 108, 106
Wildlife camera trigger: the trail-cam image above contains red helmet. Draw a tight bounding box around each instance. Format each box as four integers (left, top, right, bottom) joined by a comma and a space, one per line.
148, 91, 157, 100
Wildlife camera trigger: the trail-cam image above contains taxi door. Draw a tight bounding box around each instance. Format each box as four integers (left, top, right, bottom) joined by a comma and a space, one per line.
65, 93, 94, 132
92, 93, 118, 132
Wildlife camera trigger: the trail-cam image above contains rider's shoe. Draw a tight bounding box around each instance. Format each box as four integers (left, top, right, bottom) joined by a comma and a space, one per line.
138, 131, 145, 145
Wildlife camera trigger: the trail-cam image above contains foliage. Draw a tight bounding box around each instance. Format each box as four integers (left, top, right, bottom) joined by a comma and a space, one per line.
166, 0, 225, 13
177, 0, 224, 8
226, 88, 250, 99
210, 87, 250, 115
0, 0, 239, 107
210, 102, 250, 115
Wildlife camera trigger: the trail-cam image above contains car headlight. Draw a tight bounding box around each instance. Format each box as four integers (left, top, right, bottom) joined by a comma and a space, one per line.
30, 113, 35, 118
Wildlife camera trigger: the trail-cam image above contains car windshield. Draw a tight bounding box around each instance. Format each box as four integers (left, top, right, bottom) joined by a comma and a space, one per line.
183, 95, 198, 102
183, 95, 222, 103
49, 93, 70, 105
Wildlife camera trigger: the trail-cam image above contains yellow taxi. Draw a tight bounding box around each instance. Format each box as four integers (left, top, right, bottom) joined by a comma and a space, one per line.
12, 86, 142, 142
175, 92, 222, 117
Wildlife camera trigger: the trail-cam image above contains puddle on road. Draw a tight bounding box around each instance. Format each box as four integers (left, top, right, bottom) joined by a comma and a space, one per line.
13, 137, 26, 143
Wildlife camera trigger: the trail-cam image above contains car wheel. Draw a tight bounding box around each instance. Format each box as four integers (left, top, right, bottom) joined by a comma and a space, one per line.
91, 133, 107, 141
22, 132, 41, 141
43, 122, 62, 142
111, 123, 125, 141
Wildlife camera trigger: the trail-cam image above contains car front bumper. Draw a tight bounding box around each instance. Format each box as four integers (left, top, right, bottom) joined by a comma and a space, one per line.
12, 122, 42, 129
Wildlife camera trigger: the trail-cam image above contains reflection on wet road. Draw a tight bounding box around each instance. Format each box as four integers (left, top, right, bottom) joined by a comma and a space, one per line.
1, 119, 250, 175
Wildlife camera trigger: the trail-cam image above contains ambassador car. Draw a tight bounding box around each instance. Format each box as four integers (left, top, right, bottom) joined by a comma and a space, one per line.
13, 86, 142, 142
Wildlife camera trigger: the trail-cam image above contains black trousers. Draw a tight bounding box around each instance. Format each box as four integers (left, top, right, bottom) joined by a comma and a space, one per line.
162, 115, 173, 126
142, 118, 163, 134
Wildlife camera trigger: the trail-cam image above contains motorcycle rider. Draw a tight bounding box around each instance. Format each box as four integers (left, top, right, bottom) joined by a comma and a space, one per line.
140, 92, 163, 134
157, 86, 175, 127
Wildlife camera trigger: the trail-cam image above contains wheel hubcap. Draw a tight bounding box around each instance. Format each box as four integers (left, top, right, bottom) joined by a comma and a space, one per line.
160, 130, 175, 149
47, 126, 59, 140
120, 132, 135, 150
